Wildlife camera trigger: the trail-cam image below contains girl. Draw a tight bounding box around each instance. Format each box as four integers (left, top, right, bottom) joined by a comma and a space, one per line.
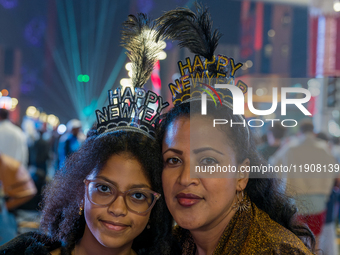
0, 13, 174, 255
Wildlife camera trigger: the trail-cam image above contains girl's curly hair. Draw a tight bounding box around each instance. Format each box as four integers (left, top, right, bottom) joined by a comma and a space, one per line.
40, 129, 174, 255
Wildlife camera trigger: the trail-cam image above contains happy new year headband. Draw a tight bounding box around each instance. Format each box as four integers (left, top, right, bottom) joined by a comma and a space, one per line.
156, 3, 250, 145
95, 14, 169, 139
155, 3, 247, 107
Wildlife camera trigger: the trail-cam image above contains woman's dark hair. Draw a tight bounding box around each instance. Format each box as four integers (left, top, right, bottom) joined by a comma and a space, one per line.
40, 129, 174, 255
158, 101, 316, 252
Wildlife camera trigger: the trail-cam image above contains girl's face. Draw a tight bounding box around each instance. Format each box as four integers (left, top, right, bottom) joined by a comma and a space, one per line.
83, 152, 152, 251
162, 116, 249, 232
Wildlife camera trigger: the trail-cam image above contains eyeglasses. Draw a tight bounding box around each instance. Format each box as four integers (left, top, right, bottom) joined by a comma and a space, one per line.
84, 179, 161, 215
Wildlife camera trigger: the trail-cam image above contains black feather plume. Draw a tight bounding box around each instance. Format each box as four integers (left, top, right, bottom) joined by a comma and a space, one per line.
156, 3, 221, 61
121, 14, 164, 88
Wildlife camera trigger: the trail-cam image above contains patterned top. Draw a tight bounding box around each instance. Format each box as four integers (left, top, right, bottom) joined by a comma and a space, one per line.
173, 202, 315, 255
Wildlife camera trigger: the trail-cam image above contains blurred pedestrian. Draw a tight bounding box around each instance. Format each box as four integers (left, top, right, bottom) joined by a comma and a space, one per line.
0, 108, 28, 167
331, 136, 340, 163
19, 128, 50, 210
57, 119, 82, 169
270, 119, 338, 249
0, 154, 37, 210
258, 122, 286, 161
315, 133, 339, 255
0, 153, 37, 245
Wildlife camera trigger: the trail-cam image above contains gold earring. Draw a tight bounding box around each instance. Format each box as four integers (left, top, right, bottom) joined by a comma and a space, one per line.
79, 207, 83, 215
232, 190, 250, 212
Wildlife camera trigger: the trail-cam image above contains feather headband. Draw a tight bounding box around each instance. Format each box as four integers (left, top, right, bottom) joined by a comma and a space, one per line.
121, 13, 165, 88
95, 13, 169, 138
156, 3, 221, 61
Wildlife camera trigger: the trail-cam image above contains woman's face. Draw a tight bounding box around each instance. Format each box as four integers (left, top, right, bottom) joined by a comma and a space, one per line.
83, 152, 151, 250
162, 116, 249, 231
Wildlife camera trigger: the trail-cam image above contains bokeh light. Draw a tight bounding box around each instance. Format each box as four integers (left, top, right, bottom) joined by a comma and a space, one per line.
26, 106, 37, 117
77, 74, 90, 82
157, 50, 167, 60
0, 96, 12, 109
47, 114, 59, 126
334, 2, 340, 12
39, 112, 47, 122
33, 109, 40, 119
82, 75, 90, 82
11, 98, 18, 106
120, 78, 132, 86
57, 124, 67, 135
125, 62, 133, 71
1, 89, 9, 97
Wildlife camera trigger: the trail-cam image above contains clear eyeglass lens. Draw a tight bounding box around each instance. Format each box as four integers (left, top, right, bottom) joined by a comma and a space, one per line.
126, 190, 155, 212
88, 181, 155, 212
88, 181, 116, 205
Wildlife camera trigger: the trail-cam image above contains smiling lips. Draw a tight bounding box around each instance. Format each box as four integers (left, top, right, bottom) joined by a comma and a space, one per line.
101, 220, 130, 231
176, 193, 203, 207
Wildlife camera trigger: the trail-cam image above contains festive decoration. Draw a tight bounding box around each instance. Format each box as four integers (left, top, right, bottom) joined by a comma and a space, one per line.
95, 14, 169, 139
95, 87, 168, 139
156, 4, 247, 106
168, 55, 246, 106
121, 13, 166, 88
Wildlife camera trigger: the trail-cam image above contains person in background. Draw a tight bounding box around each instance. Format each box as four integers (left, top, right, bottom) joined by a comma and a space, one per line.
256, 134, 268, 152
0, 108, 28, 167
313, 133, 339, 255
0, 153, 37, 245
315, 132, 328, 143
19, 127, 51, 211
258, 122, 286, 161
57, 119, 82, 169
331, 136, 340, 164
0, 154, 37, 211
270, 119, 338, 250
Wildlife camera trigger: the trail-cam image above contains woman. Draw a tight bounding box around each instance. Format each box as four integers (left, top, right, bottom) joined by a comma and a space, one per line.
0, 13, 175, 255
158, 101, 316, 255
156, 5, 316, 254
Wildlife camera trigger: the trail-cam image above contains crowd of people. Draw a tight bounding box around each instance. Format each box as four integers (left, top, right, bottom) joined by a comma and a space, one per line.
0, 107, 85, 244
261, 120, 340, 254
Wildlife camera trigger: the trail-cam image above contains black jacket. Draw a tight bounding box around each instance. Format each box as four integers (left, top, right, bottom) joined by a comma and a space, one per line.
0, 231, 61, 255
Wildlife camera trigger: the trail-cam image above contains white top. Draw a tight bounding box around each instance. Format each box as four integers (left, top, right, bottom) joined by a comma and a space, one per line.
0, 120, 28, 167
270, 133, 338, 197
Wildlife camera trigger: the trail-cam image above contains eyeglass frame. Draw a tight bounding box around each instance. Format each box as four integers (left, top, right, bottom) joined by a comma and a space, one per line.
83, 179, 161, 215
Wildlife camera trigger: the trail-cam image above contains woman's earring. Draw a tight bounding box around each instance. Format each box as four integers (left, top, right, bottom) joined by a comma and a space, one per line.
79, 207, 84, 215
232, 190, 250, 212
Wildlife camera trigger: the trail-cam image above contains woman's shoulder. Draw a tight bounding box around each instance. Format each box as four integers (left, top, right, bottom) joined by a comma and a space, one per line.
246, 205, 314, 254
0, 231, 61, 255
